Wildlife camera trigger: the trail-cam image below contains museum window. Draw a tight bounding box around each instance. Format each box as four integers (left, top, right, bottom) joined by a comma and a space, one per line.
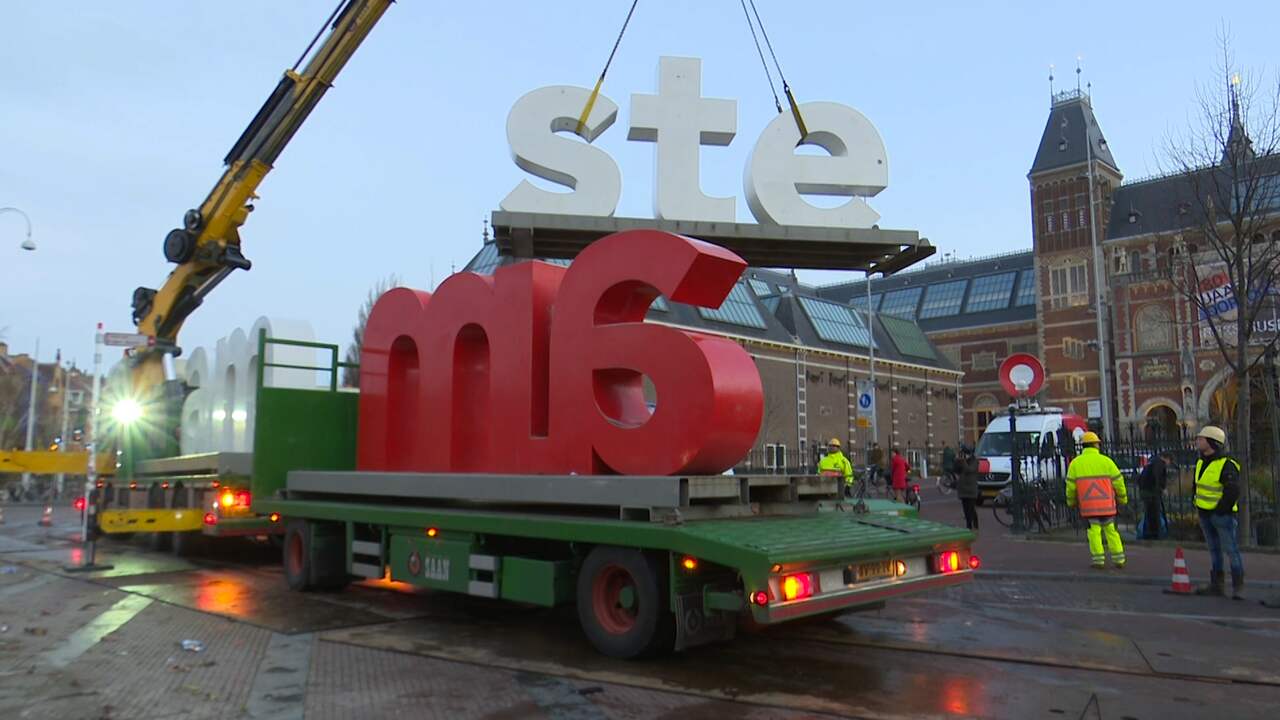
1062, 337, 1087, 360
971, 352, 997, 371
1048, 262, 1088, 309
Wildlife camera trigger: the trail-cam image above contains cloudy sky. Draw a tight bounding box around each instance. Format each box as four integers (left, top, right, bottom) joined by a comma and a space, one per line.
3, 0, 1278, 368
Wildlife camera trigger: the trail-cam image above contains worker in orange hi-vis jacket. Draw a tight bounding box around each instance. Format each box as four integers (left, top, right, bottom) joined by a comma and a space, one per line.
1065, 432, 1128, 569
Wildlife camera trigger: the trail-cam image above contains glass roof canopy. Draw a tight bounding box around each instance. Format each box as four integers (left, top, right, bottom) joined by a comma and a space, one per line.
797, 296, 877, 349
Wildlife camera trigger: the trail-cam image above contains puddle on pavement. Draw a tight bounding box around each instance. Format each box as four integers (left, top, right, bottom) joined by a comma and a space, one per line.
115, 569, 395, 634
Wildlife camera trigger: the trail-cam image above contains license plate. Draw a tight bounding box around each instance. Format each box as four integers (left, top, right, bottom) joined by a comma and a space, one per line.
848, 559, 894, 583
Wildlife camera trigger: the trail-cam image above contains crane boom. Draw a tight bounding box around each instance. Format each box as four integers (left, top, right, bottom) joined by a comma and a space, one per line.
128, 0, 392, 393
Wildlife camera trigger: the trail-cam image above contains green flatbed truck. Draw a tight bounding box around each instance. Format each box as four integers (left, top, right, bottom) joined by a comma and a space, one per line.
242, 336, 976, 658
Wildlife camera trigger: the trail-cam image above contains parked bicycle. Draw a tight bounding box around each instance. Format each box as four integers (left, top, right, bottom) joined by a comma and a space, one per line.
991, 479, 1062, 533
904, 481, 923, 512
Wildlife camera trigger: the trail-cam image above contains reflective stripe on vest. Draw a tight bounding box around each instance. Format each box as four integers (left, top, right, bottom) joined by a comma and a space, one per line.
1194, 457, 1240, 512
1076, 476, 1118, 518
818, 453, 850, 482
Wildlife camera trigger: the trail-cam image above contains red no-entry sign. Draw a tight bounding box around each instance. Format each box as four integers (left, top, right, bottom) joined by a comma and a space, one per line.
999, 353, 1045, 398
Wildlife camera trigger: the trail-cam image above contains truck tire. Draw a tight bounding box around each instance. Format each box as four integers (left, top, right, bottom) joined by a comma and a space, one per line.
171, 487, 204, 557
576, 546, 675, 659
283, 519, 348, 592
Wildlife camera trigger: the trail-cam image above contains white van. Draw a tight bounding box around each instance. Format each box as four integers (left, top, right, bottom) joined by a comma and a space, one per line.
973, 408, 1089, 502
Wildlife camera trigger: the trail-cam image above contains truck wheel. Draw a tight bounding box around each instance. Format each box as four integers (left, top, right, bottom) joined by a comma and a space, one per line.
283, 519, 348, 592
576, 547, 675, 659
171, 488, 204, 557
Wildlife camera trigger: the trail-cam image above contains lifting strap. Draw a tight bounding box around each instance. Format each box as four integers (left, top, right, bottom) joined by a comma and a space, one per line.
576, 0, 640, 135
742, 0, 808, 139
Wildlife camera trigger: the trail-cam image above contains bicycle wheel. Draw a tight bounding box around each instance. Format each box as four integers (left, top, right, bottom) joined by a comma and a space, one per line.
992, 494, 1013, 527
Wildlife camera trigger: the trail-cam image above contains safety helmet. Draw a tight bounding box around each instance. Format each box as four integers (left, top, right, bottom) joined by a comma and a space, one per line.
828, 438, 841, 447
1079, 431, 1101, 445
1196, 425, 1227, 444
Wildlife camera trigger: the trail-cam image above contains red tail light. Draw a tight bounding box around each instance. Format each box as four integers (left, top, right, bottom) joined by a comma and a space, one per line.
911, 484, 920, 493
978, 458, 991, 473
236, 492, 251, 508
969, 554, 982, 570
73, 497, 87, 512
203, 513, 217, 526
936, 551, 962, 574
751, 591, 769, 606
780, 573, 815, 601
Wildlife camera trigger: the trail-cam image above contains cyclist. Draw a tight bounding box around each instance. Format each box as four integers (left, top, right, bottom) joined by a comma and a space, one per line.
938, 442, 958, 494
867, 443, 885, 489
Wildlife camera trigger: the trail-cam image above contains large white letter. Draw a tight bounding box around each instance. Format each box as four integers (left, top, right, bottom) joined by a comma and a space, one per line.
500, 86, 621, 216
628, 57, 737, 222
745, 101, 888, 228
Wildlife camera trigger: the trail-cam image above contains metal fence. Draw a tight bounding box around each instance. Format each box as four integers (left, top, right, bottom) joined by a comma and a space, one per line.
735, 444, 941, 479
982, 434, 1279, 546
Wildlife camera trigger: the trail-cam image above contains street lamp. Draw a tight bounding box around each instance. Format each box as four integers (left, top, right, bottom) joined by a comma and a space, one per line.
0, 207, 35, 251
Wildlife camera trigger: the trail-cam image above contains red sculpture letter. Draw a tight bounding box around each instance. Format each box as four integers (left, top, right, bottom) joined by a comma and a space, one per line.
549, 229, 763, 475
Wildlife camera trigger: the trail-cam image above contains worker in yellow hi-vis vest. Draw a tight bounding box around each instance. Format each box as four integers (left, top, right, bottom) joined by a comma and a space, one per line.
1065, 432, 1128, 569
818, 438, 854, 496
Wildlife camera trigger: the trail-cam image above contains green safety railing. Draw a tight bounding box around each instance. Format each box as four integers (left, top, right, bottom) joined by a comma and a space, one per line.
256, 329, 358, 393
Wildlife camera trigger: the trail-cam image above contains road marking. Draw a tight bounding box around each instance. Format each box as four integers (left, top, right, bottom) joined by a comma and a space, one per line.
515, 672, 609, 720
0, 572, 57, 600
40, 594, 153, 668
245, 632, 314, 720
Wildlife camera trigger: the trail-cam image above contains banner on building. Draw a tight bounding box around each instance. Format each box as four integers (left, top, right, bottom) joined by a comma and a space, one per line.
1195, 262, 1280, 347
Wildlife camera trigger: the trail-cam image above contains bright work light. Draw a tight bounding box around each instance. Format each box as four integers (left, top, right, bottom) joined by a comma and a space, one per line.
111, 398, 143, 425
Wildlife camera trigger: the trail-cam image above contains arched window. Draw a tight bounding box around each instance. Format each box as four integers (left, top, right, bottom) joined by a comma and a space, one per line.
1134, 304, 1174, 352
973, 393, 1000, 431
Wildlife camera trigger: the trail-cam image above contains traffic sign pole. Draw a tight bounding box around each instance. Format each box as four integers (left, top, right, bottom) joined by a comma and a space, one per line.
65, 322, 113, 573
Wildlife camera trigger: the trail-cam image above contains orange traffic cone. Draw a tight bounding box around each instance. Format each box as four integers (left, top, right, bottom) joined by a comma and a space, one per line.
1163, 547, 1193, 595
38, 505, 53, 527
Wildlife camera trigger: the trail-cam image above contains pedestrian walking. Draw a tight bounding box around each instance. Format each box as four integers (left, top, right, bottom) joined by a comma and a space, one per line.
1137, 450, 1173, 540
890, 448, 910, 504
1065, 432, 1128, 569
1192, 426, 1245, 600
953, 445, 980, 531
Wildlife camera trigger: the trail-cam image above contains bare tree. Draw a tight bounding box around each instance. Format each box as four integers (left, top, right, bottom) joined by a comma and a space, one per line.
341, 275, 401, 388
1161, 35, 1280, 542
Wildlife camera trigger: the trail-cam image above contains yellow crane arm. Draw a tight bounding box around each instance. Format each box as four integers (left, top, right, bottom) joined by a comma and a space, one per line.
126, 0, 393, 393
0, 451, 115, 476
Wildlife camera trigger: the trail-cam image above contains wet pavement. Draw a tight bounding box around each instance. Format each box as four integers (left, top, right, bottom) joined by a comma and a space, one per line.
1, 503, 1278, 719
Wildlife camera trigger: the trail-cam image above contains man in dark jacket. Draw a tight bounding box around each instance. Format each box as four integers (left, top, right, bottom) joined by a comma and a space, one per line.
1192, 426, 1244, 599
1137, 451, 1173, 539
953, 445, 980, 531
